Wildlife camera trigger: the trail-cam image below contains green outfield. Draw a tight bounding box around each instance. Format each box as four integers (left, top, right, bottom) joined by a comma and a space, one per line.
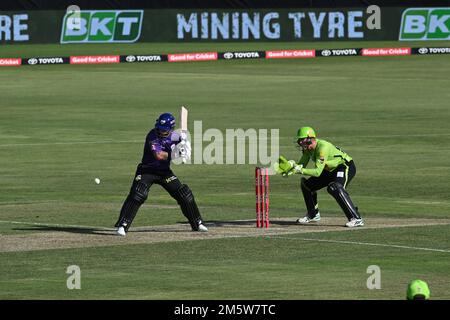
1, 41, 449, 299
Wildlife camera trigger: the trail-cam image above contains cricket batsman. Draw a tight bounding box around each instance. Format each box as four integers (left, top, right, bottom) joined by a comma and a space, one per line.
275, 127, 364, 228
114, 112, 208, 236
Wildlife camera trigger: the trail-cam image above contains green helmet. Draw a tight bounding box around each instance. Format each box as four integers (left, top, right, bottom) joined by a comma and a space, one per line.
406, 280, 430, 300
296, 127, 316, 139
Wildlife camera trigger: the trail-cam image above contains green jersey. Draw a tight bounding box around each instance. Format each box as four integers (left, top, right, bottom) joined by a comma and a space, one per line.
298, 139, 352, 177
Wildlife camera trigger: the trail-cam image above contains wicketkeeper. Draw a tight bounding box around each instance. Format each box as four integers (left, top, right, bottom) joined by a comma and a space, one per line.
114, 112, 208, 236
275, 126, 364, 227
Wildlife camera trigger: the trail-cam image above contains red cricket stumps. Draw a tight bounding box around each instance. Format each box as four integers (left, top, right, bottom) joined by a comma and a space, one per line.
255, 167, 269, 228
265, 167, 270, 228
255, 167, 261, 227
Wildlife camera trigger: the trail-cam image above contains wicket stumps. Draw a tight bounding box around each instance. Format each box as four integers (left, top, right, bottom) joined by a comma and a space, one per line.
255, 167, 270, 228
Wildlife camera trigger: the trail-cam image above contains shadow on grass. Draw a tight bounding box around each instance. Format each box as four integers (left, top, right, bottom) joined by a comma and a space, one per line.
11, 219, 345, 236
204, 219, 343, 227
13, 225, 113, 235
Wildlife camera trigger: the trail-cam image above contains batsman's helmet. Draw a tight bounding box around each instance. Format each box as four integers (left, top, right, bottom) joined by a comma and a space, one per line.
296, 127, 316, 139
155, 113, 176, 132
406, 280, 430, 300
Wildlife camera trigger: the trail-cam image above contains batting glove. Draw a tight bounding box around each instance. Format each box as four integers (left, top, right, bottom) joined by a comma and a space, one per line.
184, 140, 192, 160
178, 140, 191, 163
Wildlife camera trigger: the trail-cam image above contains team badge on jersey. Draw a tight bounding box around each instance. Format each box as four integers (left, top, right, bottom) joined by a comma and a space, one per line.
319, 154, 325, 163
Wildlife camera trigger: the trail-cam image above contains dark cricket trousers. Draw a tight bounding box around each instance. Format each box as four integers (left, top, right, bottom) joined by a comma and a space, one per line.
115, 167, 183, 229
302, 160, 356, 217
123, 168, 204, 230
132, 170, 183, 199
304, 160, 356, 192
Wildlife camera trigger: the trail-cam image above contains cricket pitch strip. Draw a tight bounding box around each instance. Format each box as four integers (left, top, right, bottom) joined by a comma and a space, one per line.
1, 217, 450, 252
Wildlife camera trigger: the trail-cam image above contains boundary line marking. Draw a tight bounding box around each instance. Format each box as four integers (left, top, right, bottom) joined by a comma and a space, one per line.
273, 236, 450, 253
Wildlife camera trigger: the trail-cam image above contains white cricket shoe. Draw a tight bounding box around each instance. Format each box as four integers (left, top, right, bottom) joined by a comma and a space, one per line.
345, 218, 364, 228
116, 226, 127, 236
197, 223, 208, 232
296, 213, 321, 224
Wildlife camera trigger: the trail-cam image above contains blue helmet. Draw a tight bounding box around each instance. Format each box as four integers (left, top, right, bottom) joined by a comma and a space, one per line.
155, 113, 176, 132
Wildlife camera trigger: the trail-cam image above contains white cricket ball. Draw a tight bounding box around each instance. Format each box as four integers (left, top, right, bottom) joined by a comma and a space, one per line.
95, 178, 101, 184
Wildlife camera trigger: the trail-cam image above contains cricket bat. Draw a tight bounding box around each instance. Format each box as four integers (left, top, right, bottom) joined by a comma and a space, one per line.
180, 106, 188, 163
181, 106, 188, 133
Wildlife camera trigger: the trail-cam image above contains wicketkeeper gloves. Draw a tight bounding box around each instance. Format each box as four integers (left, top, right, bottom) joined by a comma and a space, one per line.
274, 156, 303, 177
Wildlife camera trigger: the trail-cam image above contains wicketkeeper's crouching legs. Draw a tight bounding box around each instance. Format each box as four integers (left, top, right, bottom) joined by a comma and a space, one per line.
115, 179, 149, 231
300, 177, 319, 218
327, 182, 361, 221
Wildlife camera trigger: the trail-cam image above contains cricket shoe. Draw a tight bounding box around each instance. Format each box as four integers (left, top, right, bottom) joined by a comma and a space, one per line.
194, 223, 208, 232
296, 212, 321, 224
116, 226, 127, 236
345, 218, 364, 228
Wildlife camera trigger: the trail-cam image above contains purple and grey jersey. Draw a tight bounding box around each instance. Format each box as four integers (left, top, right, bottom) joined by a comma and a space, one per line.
139, 129, 181, 173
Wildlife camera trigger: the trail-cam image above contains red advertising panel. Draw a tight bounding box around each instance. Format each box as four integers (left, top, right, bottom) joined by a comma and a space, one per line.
168, 52, 218, 62
265, 50, 315, 59
70, 55, 120, 64
0, 58, 22, 66
361, 48, 411, 57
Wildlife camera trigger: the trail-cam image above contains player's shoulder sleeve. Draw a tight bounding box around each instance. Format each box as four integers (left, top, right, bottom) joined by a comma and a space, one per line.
316, 140, 331, 163
170, 131, 182, 145
148, 130, 162, 153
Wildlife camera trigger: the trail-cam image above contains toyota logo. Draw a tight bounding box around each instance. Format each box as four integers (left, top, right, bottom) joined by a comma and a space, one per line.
418, 48, 428, 54
126, 55, 136, 62
223, 52, 234, 60
28, 58, 38, 65
321, 50, 332, 57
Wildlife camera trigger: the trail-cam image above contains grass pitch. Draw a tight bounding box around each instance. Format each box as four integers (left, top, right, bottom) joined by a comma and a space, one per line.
0, 41, 449, 299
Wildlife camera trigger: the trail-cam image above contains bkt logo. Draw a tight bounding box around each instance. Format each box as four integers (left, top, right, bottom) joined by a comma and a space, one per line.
400, 8, 450, 40
61, 10, 143, 43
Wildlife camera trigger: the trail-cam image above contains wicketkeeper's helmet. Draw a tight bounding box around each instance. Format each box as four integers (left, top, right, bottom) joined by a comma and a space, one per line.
296, 127, 316, 139
295, 127, 316, 150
